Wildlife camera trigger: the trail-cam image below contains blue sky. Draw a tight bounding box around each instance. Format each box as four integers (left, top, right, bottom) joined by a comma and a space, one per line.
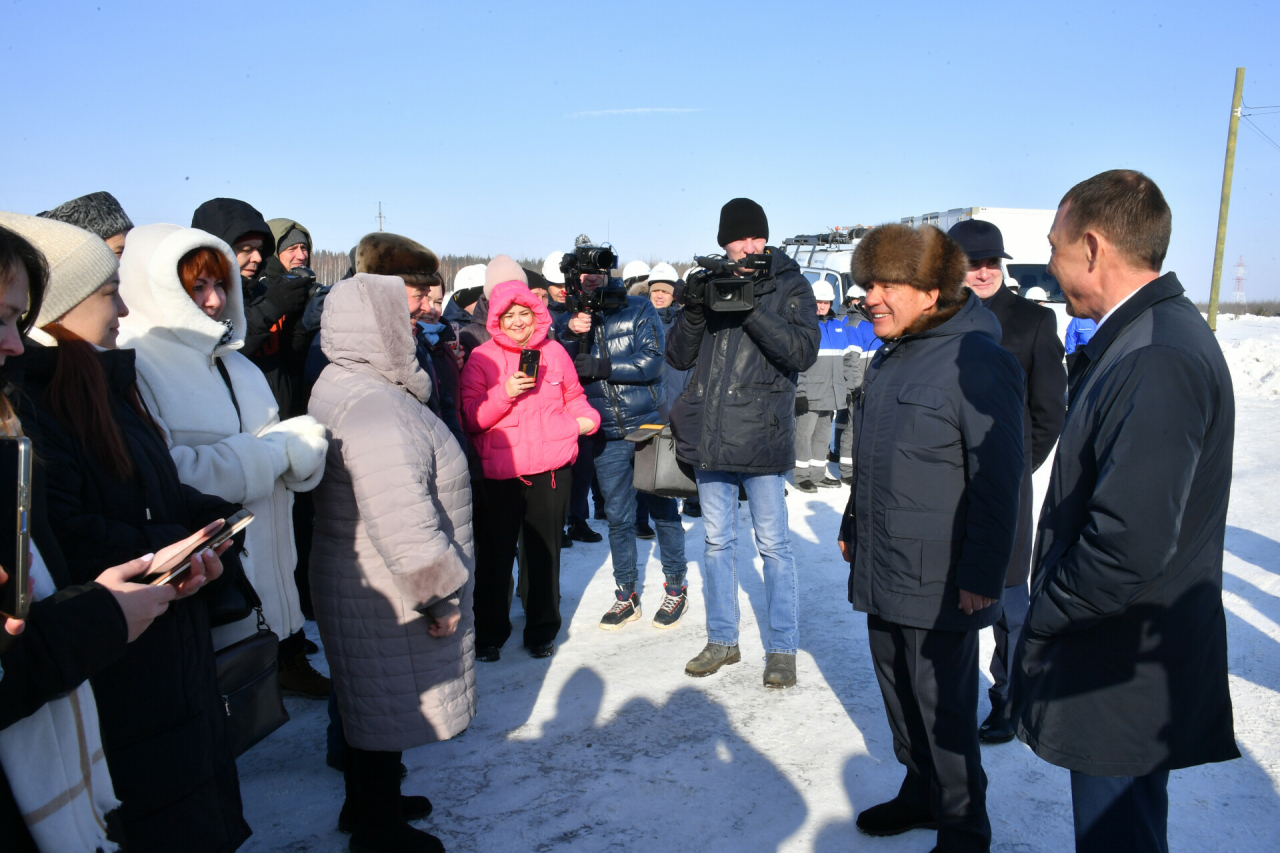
3, 0, 1279, 299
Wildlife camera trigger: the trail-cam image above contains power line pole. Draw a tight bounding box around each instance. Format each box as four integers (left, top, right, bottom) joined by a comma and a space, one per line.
1208, 67, 1245, 332
376, 202, 385, 232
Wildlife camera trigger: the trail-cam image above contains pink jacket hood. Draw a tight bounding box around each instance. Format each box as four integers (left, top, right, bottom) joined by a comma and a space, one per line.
486, 280, 551, 350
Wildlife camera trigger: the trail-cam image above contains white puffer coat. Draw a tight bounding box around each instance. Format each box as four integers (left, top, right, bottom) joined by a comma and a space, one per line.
118, 224, 327, 649
308, 273, 475, 751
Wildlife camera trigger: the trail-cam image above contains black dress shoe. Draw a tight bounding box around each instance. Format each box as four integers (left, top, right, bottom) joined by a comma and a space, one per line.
856, 795, 937, 837
636, 523, 656, 539
567, 517, 603, 543
529, 642, 555, 658
562, 531, 573, 548
476, 646, 501, 663
979, 703, 1016, 744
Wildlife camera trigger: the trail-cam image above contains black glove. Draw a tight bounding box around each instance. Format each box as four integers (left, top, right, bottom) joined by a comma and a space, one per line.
683, 270, 708, 307
795, 395, 808, 416
262, 270, 311, 317
573, 352, 612, 381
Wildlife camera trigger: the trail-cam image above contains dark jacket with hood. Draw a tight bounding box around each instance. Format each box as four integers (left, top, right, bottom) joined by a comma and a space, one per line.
0, 370, 129, 851
553, 284, 666, 440
192, 200, 311, 417
653, 303, 689, 420
1010, 272, 1239, 777
665, 249, 820, 473
458, 293, 491, 359
982, 283, 1067, 587
14, 341, 251, 853
839, 292, 1026, 632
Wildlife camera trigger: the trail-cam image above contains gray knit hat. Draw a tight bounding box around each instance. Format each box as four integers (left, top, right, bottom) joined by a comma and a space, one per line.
37, 191, 134, 241
0, 212, 119, 326
277, 227, 308, 254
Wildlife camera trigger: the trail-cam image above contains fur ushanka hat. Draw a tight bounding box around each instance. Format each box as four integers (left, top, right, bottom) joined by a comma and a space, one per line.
354, 232, 441, 288
851, 223, 968, 309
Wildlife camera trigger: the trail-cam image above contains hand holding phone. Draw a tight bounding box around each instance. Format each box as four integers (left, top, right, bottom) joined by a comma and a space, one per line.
518, 348, 541, 382
140, 510, 254, 586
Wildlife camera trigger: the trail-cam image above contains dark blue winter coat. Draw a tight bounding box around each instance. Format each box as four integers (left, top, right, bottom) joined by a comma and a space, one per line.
1010, 272, 1239, 777
553, 284, 665, 440
839, 292, 1026, 632
665, 249, 820, 474
653, 303, 689, 420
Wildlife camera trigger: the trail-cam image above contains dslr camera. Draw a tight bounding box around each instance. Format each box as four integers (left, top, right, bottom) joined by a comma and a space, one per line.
560, 244, 627, 315
689, 253, 771, 312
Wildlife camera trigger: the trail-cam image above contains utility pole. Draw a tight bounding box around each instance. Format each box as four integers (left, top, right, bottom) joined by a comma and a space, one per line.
376, 202, 385, 232
1208, 67, 1245, 332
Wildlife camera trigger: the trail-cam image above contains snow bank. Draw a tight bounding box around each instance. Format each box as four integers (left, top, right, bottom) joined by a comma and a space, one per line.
1222, 336, 1280, 398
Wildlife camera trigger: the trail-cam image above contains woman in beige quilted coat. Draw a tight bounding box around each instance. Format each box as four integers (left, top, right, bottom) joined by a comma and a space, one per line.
309, 272, 475, 853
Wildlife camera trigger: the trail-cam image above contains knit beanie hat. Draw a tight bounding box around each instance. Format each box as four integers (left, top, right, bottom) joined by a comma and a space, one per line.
276, 227, 309, 254
37, 191, 133, 240
0, 212, 118, 327
525, 267, 548, 291
484, 254, 527, 298
717, 198, 769, 247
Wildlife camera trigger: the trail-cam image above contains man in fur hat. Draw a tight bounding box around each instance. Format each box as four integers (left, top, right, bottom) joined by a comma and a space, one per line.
837, 223, 1025, 852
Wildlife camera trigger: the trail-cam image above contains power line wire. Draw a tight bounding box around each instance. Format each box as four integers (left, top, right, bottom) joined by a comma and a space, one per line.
1242, 97, 1280, 109
1242, 116, 1280, 153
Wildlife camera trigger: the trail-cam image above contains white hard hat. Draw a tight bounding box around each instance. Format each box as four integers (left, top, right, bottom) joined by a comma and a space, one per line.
542, 251, 566, 285
649, 262, 679, 284
683, 265, 702, 280
812, 279, 837, 302
454, 263, 486, 291
1024, 286, 1049, 302
622, 260, 651, 283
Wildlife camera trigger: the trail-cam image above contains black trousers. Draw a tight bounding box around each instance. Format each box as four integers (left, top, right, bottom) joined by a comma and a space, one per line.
474, 467, 571, 648
867, 614, 991, 852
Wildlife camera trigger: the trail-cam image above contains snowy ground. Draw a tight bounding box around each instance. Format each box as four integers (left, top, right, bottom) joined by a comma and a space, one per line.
237, 317, 1280, 852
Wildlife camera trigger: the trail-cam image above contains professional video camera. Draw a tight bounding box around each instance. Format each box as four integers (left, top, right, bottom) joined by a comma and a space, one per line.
689, 253, 771, 312
560, 244, 627, 315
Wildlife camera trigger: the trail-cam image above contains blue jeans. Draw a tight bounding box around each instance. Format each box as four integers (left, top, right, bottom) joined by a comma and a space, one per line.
694, 470, 798, 654
1070, 770, 1169, 853
591, 436, 686, 595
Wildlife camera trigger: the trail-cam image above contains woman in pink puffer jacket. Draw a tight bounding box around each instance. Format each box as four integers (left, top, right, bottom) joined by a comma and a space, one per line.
460, 270, 599, 661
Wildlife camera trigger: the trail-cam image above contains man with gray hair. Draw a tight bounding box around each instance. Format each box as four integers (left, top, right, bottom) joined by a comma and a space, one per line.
1010, 170, 1238, 853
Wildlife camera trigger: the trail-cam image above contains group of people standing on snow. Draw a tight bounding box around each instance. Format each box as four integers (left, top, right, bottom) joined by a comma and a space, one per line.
0, 168, 1239, 853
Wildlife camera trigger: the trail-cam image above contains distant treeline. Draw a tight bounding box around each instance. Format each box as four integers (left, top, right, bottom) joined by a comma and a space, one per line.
1194, 300, 1280, 318
312, 249, 693, 289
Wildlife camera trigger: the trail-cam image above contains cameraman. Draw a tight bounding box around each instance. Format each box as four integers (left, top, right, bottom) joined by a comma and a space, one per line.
554, 242, 690, 630
666, 198, 820, 689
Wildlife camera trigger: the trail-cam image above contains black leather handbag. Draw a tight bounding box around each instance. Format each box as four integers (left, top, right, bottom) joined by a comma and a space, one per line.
626, 424, 698, 498
214, 608, 289, 758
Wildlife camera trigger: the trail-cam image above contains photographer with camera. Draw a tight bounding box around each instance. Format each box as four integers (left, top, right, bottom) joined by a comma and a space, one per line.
554, 240, 690, 630
666, 198, 820, 688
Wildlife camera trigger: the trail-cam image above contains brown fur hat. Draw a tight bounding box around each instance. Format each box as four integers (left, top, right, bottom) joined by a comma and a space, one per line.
851, 224, 968, 308
354, 232, 441, 288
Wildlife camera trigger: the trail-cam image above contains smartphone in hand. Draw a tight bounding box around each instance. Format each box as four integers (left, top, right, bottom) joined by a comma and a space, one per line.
141, 509, 255, 586
519, 348, 541, 382
0, 437, 32, 620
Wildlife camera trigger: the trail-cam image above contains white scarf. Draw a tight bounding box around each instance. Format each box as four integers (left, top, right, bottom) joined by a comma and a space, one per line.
0, 544, 120, 853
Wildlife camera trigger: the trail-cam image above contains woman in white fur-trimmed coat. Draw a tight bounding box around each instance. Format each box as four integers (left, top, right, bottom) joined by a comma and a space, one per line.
118, 223, 331, 696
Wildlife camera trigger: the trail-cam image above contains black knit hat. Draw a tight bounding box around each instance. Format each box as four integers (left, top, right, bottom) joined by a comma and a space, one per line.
37, 191, 133, 240
717, 198, 769, 247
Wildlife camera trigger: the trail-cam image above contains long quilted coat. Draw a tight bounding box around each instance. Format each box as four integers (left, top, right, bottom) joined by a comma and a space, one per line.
308, 273, 476, 751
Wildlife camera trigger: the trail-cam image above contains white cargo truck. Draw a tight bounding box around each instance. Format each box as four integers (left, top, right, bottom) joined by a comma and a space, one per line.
900, 207, 1059, 299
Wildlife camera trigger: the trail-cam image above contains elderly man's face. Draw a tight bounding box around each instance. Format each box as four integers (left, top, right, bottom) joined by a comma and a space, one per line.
863, 281, 937, 340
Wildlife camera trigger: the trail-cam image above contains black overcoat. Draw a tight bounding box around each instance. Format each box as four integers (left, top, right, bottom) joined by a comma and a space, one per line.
665, 249, 820, 474
983, 284, 1066, 586
1010, 273, 1240, 776
15, 341, 252, 853
839, 293, 1026, 631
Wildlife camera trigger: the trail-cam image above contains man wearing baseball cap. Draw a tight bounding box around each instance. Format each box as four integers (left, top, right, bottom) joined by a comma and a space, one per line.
947, 218, 1066, 745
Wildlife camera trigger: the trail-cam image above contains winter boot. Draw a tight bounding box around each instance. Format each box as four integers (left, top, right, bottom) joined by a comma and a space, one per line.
476, 646, 501, 663
682, 499, 702, 518
855, 773, 937, 837
279, 651, 331, 698
794, 479, 817, 494
816, 475, 842, 489
979, 696, 1016, 744
566, 517, 602, 543
344, 749, 443, 853
599, 590, 641, 630
685, 642, 741, 677
635, 522, 656, 539
763, 652, 797, 688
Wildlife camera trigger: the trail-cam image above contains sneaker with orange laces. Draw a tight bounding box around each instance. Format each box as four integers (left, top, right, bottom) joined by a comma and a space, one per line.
652, 584, 688, 629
